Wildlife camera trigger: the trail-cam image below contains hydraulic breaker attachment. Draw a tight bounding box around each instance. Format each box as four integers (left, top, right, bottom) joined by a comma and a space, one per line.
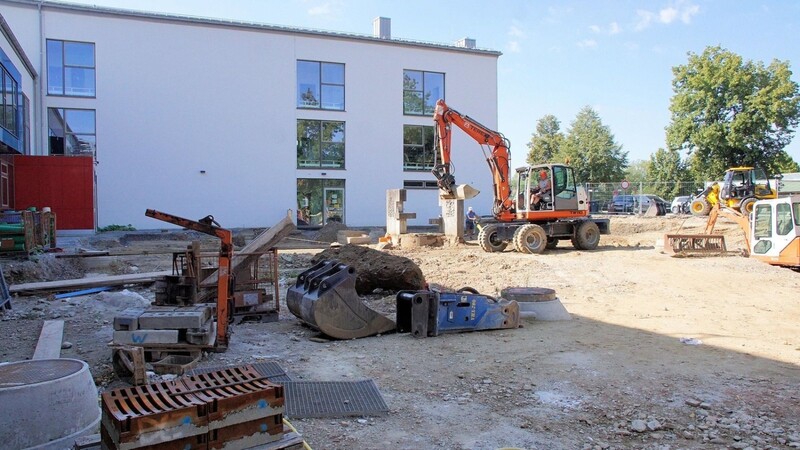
664, 233, 727, 256
395, 288, 520, 338
286, 260, 396, 339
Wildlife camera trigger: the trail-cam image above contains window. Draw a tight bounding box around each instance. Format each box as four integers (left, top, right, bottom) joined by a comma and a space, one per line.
1, 67, 18, 135
403, 180, 438, 190
753, 204, 772, 239
776, 203, 794, 236
403, 70, 444, 115
297, 178, 345, 227
22, 94, 29, 154
297, 61, 344, 110
297, 120, 345, 169
403, 125, 437, 171
47, 40, 96, 97
48, 108, 96, 156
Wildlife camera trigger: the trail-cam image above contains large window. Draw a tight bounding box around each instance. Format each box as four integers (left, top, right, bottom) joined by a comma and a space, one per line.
1, 67, 18, 135
297, 120, 345, 169
297, 178, 345, 227
403, 70, 444, 115
297, 61, 344, 110
48, 108, 96, 157
403, 125, 437, 171
47, 40, 96, 97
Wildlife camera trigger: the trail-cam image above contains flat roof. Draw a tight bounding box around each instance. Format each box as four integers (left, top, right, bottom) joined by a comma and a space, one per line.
5, 0, 501, 57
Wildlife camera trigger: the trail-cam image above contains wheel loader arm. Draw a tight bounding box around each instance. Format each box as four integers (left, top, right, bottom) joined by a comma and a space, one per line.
432, 99, 514, 217
705, 203, 752, 256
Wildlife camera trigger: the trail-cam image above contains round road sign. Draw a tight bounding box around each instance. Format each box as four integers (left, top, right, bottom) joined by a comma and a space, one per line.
620, 180, 630, 189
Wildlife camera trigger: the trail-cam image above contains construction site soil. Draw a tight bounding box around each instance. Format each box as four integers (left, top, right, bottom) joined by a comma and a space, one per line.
1, 214, 799, 450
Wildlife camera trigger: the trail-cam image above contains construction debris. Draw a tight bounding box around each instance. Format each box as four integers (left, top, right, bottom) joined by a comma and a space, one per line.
9, 271, 171, 295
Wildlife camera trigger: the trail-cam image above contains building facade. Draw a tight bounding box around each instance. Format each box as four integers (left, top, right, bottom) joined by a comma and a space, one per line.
0, 0, 500, 230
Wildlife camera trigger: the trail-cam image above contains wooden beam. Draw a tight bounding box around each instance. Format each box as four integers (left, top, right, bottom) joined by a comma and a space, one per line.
33, 320, 64, 360
9, 271, 171, 295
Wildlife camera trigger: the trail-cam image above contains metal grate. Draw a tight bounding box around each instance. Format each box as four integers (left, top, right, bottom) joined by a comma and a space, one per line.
665, 233, 727, 256
283, 380, 389, 419
0, 359, 83, 386
187, 361, 292, 383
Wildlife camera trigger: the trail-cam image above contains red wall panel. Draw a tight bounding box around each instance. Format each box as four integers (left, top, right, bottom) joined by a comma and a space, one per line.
13, 156, 95, 230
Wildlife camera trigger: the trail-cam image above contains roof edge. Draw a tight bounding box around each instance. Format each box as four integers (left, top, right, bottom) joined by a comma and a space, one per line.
0, 11, 38, 78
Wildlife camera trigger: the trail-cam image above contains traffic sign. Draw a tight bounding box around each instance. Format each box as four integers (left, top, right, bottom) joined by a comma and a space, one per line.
620, 180, 630, 190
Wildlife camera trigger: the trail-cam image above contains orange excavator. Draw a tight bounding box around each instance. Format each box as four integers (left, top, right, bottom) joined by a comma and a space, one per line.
431, 99, 609, 253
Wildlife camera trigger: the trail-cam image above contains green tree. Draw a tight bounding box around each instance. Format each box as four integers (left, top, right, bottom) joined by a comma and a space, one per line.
773, 150, 800, 173
647, 147, 688, 198
625, 160, 650, 183
526, 115, 564, 165
666, 46, 800, 180
560, 106, 628, 182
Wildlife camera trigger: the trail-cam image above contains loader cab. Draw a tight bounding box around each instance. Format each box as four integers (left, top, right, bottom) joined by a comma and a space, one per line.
750, 195, 800, 268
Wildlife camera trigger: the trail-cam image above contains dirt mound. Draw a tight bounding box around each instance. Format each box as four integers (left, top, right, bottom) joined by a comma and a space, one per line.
1, 256, 85, 285
312, 244, 425, 294
312, 222, 349, 243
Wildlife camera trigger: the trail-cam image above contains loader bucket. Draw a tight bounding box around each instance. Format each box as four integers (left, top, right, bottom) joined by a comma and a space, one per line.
286, 260, 396, 339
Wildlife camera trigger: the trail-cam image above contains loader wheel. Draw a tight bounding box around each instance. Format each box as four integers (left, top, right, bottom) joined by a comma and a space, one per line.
478, 224, 508, 253
691, 198, 711, 216
513, 224, 547, 254
546, 237, 559, 249
571, 221, 600, 250
739, 197, 756, 215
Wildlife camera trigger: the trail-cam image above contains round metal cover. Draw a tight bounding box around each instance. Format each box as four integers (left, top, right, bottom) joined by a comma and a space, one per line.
0, 359, 84, 387
500, 287, 557, 302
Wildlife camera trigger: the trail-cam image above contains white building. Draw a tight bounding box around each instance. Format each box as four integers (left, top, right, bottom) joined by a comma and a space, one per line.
0, 0, 500, 230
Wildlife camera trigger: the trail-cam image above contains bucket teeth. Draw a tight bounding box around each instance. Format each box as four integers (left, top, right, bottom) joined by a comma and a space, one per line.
286, 260, 396, 339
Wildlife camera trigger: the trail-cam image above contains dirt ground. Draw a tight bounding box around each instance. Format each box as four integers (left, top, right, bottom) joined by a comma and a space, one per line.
1, 214, 799, 450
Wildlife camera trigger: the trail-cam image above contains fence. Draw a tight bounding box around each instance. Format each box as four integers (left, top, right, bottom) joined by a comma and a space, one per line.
584, 181, 703, 214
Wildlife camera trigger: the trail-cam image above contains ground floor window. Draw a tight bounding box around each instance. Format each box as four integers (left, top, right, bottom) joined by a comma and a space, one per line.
48, 108, 96, 156
297, 178, 345, 227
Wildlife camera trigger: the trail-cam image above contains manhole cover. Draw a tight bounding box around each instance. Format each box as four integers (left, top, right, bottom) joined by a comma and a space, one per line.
0, 359, 84, 387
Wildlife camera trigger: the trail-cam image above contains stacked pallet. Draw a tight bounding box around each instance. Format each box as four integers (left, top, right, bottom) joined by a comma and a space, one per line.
0, 209, 56, 254
100, 365, 286, 449
112, 305, 216, 374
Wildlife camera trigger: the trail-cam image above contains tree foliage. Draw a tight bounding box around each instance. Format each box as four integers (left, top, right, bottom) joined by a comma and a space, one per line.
560, 106, 628, 182
625, 160, 650, 184
526, 115, 564, 165
647, 147, 688, 198
666, 46, 800, 180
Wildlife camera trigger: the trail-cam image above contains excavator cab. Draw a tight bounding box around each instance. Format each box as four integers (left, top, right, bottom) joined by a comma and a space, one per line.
514, 164, 585, 215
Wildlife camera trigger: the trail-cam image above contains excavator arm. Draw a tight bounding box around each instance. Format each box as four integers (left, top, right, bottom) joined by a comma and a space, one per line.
432, 99, 514, 217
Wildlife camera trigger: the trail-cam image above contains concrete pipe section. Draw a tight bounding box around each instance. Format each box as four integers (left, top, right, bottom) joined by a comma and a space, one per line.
501, 287, 572, 321
0, 359, 100, 449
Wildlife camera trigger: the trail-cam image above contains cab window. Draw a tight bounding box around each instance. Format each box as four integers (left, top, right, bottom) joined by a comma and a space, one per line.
776, 203, 793, 236
753, 204, 772, 239
552, 166, 576, 199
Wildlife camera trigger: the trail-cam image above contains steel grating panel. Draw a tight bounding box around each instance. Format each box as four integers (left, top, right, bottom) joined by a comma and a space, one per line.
187, 361, 292, 383
282, 380, 389, 419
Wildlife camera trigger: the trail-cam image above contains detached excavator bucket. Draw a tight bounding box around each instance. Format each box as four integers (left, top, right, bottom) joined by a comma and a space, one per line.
286, 260, 396, 339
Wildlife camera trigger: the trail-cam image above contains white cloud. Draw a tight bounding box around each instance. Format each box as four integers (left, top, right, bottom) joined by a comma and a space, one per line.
577, 39, 597, 48
590, 22, 623, 35
307, 2, 333, 16
590, 25, 601, 33
507, 41, 521, 53
508, 25, 526, 38
635, 1, 699, 31
609, 22, 622, 35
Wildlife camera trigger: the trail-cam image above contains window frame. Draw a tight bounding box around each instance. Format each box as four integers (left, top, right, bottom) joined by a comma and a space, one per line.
296, 119, 346, 169
403, 124, 437, 172
0, 67, 19, 136
47, 39, 96, 98
403, 69, 445, 116
47, 107, 97, 157
296, 60, 345, 111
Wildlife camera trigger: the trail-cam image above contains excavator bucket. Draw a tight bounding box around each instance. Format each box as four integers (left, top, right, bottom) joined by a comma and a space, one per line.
286, 260, 396, 339
664, 233, 727, 256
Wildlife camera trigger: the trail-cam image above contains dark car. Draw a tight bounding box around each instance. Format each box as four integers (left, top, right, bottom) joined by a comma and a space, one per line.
610, 194, 669, 213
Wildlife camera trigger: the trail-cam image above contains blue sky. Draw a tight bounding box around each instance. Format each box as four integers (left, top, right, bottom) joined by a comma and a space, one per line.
64, 0, 800, 170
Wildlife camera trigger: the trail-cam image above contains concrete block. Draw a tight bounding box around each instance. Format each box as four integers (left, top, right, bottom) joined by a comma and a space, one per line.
138, 306, 212, 330
113, 308, 145, 331
346, 236, 372, 245
113, 329, 180, 345
439, 198, 465, 240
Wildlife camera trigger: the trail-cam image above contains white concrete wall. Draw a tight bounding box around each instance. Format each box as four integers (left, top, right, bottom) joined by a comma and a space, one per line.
0, 2, 37, 153
1, 1, 499, 229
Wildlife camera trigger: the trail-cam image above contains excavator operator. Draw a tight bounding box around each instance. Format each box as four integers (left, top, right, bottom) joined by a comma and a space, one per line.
530, 170, 551, 210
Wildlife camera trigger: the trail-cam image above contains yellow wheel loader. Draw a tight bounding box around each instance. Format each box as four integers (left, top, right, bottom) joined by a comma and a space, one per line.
690, 166, 777, 216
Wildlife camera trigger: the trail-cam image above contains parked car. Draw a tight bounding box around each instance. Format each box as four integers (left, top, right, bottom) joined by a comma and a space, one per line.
609, 194, 669, 214
670, 195, 692, 214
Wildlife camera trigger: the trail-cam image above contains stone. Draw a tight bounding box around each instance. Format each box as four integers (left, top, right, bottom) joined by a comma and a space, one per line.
631, 420, 647, 433
647, 419, 662, 431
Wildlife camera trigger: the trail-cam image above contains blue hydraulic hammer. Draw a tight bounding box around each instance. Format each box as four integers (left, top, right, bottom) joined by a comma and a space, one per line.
396, 288, 520, 338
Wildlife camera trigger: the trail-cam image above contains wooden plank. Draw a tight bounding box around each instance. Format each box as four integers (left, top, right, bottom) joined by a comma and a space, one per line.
202, 213, 295, 285
9, 270, 171, 295
33, 320, 64, 360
